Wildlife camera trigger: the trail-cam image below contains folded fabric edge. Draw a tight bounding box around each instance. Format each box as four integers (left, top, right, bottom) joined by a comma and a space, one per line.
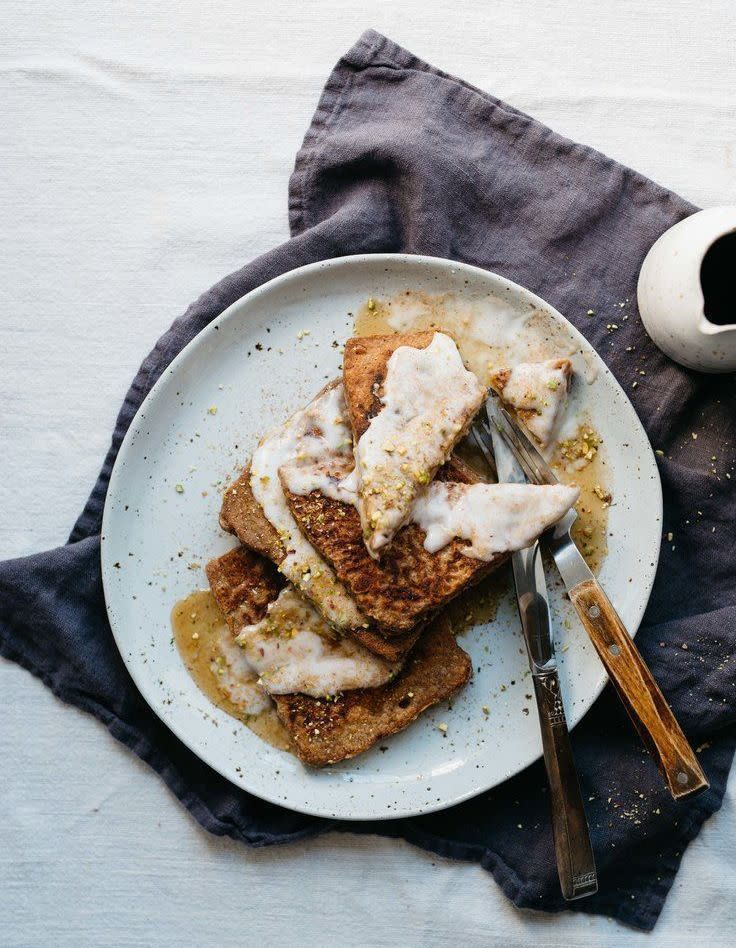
288, 29, 695, 241
67, 228, 363, 543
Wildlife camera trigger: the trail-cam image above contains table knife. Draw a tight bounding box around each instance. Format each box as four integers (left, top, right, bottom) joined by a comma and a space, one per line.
473, 423, 598, 901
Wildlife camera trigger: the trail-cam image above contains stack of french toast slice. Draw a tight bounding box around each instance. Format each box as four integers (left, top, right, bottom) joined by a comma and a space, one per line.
206, 329, 577, 765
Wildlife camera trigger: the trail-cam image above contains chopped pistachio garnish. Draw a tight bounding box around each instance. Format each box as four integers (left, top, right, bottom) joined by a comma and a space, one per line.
558, 427, 601, 466
593, 485, 612, 505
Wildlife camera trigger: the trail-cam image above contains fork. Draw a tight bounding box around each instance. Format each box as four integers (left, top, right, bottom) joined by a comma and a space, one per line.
475, 398, 709, 801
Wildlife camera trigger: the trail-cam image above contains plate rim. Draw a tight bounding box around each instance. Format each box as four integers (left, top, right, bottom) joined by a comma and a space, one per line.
101, 252, 662, 820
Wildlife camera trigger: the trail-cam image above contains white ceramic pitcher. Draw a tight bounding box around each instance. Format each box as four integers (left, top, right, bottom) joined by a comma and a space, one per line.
637, 206, 736, 373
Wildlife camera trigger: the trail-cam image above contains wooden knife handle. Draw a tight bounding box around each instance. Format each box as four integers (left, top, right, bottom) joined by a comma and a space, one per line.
568, 578, 708, 800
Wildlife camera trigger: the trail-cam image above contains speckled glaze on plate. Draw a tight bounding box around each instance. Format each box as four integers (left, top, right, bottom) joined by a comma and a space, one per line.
101, 254, 662, 821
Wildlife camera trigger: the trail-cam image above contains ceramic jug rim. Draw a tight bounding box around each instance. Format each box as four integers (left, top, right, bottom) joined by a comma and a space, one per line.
698, 225, 736, 334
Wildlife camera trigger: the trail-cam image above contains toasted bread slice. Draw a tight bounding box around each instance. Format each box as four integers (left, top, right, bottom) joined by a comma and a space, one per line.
274, 616, 470, 766
220, 380, 348, 563
490, 358, 572, 447
283, 455, 508, 634
343, 331, 486, 556
220, 467, 419, 662
234, 584, 400, 697
206, 547, 471, 767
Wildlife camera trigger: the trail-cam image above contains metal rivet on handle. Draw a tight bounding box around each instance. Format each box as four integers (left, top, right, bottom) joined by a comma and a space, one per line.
588, 604, 601, 619
677, 772, 689, 786
609, 643, 620, 656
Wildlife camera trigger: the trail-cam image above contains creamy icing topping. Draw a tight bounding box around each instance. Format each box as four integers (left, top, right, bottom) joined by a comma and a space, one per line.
236, 586, 399, 697
492, 359, 571, 447
411, 482, 580, 560
353, 332, 485, 555
250, 384, 366, 629
279, 456, 358, 506
213, 623, 273, 714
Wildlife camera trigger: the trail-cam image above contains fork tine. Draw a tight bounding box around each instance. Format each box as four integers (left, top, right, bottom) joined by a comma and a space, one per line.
499, 408, 545, 466
498, 413, 554, 485
495, 406, 559, 486
474, 405, 540, 484
470, 419, 498, 478
496, 419, 544, 484
501, 409, 558, 481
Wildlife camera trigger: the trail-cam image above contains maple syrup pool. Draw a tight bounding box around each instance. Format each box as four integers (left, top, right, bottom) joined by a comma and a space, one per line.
171, 590, 291, 752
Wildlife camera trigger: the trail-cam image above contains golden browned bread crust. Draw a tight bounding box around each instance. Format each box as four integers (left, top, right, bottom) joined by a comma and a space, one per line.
346, 624, 420, 662
489, 367, 512, 391
274, 616, 471, 766
220, 466, 285, 563
283, 456, 508, 634
205, 546, 284, 625
218, 468, 419, 661
205, 547, 471, 767
343, 331, 485, 558
342, 330, 438, 439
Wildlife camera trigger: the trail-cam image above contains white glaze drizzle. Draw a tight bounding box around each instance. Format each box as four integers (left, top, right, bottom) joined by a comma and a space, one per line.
236, 586, 399, 697
411, 481, 579, 560
250, 384, 365, 629
352, 332, 485, 555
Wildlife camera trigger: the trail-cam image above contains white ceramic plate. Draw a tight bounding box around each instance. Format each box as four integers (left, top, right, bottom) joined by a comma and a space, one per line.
102, 254, 662, 820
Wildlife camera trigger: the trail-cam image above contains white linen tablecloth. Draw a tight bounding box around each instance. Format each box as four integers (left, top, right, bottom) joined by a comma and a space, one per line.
2, 2, 735, 944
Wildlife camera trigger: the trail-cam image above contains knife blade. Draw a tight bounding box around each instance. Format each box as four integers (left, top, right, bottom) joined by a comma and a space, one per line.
486, 424, 598, 900
491, 425, 556, 675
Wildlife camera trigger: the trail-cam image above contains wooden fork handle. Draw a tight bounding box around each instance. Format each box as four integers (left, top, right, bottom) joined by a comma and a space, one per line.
568, 578, 708, 800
